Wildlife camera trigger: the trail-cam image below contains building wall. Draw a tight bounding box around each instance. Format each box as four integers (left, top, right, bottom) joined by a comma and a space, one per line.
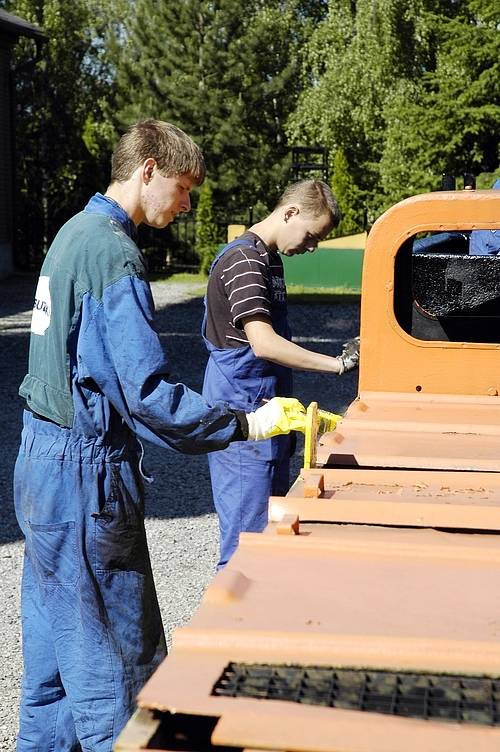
0, 38, 13, 278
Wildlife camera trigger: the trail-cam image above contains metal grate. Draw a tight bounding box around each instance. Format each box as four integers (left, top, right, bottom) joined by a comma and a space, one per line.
212, 663, 500, 725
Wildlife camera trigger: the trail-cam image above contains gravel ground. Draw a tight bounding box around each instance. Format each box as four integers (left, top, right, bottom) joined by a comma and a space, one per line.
0, 274, 359, 750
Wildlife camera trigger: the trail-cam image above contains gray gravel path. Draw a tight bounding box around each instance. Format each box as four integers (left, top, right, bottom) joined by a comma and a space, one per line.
0, 274, 359, 750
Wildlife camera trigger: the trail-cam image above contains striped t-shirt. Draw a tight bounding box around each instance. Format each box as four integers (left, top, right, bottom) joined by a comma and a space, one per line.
205, 232, 286, 349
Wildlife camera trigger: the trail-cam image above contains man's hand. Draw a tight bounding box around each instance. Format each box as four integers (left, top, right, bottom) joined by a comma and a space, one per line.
246, 397, 307, 441
336, 336, 360, 375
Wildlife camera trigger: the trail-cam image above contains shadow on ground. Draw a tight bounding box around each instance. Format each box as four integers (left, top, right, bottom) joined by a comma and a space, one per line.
0, 276, 359, 544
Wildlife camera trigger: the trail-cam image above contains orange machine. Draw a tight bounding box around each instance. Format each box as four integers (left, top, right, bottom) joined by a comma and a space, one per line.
116, 189, 500, 752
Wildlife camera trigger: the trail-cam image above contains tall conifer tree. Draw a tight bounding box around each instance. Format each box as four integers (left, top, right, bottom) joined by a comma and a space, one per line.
108, 0, 324, 214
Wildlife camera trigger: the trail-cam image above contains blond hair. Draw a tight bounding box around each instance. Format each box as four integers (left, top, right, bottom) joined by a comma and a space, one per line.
110, 119, 205, 185
275, 180, 340, 227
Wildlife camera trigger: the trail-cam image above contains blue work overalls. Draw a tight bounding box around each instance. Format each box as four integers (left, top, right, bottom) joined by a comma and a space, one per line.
14, 197, 166, 752
14, 413, 163, 752
15, 196, 242, 752
202, 241, 293, 568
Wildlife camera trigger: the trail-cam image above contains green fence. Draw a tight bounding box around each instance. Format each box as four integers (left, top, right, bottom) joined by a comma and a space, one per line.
282, 247, 364, 290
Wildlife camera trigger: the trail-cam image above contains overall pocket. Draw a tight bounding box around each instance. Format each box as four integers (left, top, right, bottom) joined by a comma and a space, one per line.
28, 521, 78, 585
93, 462, 147, 574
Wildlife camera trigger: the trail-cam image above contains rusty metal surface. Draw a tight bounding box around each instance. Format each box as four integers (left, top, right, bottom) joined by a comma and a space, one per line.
135, 524, 500, 750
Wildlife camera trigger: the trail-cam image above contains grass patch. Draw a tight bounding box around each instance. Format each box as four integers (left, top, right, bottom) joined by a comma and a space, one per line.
149, 271, 207, 284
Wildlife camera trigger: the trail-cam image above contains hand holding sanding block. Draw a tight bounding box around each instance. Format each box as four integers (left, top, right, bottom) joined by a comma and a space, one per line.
303, 401, 342, 469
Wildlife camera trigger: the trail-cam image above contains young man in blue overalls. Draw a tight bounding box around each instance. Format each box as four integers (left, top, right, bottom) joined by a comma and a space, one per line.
202, 180, 359, 569
14, 119, 305, 752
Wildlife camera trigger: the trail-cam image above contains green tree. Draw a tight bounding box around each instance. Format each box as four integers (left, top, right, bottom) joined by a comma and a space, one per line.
195, 180, 219, 274
2, 0, 114, 267
287, 0, 463, 219
331, 149, 364, 236
380, 0, 500, 205
107, 0, 324, 216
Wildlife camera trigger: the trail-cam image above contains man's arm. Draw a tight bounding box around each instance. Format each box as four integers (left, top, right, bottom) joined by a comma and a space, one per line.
78, 274, 247, 453
243, 315, 343, 373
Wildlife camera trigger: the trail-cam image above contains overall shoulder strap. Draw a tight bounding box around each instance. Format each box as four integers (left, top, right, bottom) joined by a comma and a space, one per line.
208, 237, 256, 276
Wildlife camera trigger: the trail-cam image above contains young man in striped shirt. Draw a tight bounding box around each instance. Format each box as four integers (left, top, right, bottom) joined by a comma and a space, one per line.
202, 180, 359, 568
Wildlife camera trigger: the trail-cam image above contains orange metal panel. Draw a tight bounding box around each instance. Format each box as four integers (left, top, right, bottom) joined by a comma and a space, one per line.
136, 524, 500, 750
359, 190, 500, 397
212, 707, 500, 752
142, 524, 500, 671
316, 392, 500, 470
270, 467, 500, 529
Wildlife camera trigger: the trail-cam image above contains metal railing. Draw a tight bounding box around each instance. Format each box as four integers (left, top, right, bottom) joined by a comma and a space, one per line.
140, 208, 254, 275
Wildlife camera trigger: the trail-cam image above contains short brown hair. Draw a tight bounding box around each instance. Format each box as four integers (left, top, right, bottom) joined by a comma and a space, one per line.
110, 119, 205, 185
275, 180, 340, 228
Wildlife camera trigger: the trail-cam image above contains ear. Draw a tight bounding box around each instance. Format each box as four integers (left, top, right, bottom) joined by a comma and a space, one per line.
142, 157, 156, 184
284, 205, 300, 223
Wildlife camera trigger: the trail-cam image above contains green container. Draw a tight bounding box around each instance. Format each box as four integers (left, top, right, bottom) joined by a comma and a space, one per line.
281, 247, 364, 290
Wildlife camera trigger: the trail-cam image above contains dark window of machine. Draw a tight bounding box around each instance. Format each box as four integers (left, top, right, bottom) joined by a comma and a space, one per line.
393, 229, 500, 343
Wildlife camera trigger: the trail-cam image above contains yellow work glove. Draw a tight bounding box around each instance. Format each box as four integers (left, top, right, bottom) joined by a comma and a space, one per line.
246, 397, 307, 441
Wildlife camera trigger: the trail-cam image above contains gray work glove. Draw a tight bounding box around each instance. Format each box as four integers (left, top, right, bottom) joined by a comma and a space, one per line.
336, 336, 360, 375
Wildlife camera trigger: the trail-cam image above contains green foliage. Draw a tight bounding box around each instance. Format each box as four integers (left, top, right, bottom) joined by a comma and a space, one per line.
195, 181, 219, 275
250, 200, 271, 224
288, 0, 443, 216
380, 1, 500, 207
287, 0, 499, 219
476, 168, 500, 190
2, 0, 115, 266
107, 0, 323, 213
331, 150, 364, 236
4, 0, 499, 271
